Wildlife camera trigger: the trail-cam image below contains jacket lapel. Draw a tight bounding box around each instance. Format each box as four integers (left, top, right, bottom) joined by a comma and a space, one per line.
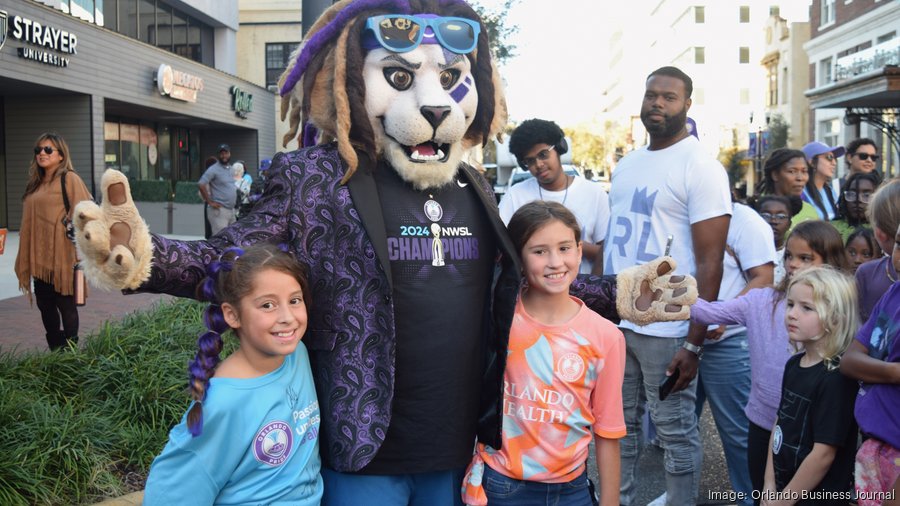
346, 156, 393, 290
459, 165, 522, 273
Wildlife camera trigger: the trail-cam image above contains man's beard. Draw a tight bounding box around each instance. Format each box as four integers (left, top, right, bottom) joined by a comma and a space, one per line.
641, 106, 688, 140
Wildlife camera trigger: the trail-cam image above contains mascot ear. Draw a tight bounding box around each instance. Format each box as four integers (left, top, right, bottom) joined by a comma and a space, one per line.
556, 137, 569, 156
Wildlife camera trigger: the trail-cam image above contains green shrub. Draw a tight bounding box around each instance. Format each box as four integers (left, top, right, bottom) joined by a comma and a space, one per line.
129, 180, 171, 202
0, 299, 235, 504
174, 181, 204, 204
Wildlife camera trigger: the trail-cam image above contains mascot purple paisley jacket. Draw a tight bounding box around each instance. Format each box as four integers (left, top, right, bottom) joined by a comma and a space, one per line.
139, 144, 619, 472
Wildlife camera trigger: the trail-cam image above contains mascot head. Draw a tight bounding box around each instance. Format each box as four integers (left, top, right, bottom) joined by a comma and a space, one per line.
279, 0, 507, 190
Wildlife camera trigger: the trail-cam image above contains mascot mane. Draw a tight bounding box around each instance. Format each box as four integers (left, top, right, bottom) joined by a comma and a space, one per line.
278, 0, 507, 183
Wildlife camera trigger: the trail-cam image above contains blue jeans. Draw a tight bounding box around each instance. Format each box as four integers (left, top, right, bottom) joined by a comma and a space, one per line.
321, 466, 464, 506
483, 466, 595, 506
695, 332, 753, 506
619, 329, 703, 506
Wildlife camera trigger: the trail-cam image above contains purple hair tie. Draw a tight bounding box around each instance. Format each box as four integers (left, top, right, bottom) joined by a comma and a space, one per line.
279, 0, 411, 97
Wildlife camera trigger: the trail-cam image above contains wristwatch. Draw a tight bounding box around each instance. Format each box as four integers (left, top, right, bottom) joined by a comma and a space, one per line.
682, 341, 703, 359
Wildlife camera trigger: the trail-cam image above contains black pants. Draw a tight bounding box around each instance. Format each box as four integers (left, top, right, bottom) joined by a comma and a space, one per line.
33, 278, 79, 350
748, 421, 771, 505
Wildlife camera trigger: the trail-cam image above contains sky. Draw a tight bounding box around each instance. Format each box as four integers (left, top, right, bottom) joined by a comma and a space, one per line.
475, 0, 616, 128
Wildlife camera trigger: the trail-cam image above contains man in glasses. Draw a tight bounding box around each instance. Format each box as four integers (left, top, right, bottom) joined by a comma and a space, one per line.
499, 118, 610, 275
834, 138, 880, 194
603, 66, 732, 506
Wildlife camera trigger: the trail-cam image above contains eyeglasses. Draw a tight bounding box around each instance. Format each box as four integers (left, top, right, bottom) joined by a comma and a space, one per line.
365, 15, 480, 54
843, 190, 873, 203
818, 154, 836, 162
854, 153, 880, 162
520, 145, 556, 169
34, 146, 57, 155
759, 212, 789, 222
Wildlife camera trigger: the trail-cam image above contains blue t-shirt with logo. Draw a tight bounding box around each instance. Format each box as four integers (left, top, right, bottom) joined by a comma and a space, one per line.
144, 344, 322, 505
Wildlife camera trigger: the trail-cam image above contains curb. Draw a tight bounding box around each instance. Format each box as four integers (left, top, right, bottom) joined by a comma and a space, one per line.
92, 491, 144, 505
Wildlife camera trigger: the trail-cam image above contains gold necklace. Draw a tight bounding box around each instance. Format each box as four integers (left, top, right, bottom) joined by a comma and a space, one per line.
538, 175, 571, 205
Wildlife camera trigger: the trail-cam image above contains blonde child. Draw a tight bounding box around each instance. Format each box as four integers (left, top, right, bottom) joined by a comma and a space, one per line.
842, 221, 900, 506
856, 178, 900, 321
690, 220, 852, 497
762, 267, 860, 506
144, 244, 323, 505
462, 201, 626, 506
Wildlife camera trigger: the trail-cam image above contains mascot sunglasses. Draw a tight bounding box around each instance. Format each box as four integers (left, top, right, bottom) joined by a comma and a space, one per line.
365, 15, 480, 54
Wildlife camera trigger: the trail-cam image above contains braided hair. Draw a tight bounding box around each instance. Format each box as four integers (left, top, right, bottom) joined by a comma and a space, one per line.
186, 243, 310, 437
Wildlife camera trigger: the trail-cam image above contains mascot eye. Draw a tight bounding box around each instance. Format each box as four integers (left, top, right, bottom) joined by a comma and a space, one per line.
440, 69, 460, 89
384, 68, 413, 91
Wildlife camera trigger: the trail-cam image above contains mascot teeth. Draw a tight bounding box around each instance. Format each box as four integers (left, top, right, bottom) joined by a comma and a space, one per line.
406, 142, 450, 163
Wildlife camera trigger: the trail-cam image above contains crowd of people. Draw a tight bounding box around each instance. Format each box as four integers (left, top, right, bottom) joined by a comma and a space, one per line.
12, 37, 897, 506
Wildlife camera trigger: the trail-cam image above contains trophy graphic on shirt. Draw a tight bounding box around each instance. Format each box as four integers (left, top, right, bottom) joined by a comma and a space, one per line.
431, 223, 445, 267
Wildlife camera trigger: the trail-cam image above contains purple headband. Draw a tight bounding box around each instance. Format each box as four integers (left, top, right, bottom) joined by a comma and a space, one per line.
279, 0, 474, 97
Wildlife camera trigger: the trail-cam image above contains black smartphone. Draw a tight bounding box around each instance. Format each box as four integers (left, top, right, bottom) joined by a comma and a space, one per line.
658, 368, 680, 401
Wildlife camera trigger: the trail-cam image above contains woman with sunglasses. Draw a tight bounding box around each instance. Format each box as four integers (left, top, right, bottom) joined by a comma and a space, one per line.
834, 138, 880, 194
800, 141, 845, 221
14, 133, 92, 350
831, 171, 882, 242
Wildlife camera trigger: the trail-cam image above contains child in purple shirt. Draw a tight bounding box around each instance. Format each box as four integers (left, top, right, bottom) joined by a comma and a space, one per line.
856, 179, 900, 322
841, 222, 900, 506
691, 220, 852, 496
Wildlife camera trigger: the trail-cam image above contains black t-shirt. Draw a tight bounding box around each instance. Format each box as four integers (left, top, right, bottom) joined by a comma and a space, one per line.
362, 166, 496, 474
771, 353, 858, 504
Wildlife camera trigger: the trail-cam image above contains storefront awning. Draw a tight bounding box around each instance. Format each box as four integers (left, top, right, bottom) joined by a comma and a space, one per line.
805, 66, 900, 109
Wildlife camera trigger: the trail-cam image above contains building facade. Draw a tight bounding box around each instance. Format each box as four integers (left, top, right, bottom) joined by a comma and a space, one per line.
761, 12, 810, 149
236, 0, 302, 154
0, 0, 276, 230
804, 0, 899, 179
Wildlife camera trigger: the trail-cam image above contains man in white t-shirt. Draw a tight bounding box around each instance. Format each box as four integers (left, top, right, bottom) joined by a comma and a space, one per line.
603, 66, 732, 506
499, 118, 610, 274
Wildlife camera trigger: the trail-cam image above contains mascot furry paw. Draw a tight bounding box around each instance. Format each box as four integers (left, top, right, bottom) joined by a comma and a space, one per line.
74, 0, 697, 499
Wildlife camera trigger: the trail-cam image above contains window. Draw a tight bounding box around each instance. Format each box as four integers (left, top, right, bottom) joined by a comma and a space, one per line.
103, 0, 116, 30
769, 5, 780, 17
820, 0, 836, 27
819, 58, 833, 85
71, 0, 95, 23
694, 46, 705, 64
139, 0, 155, 45
695, 5, 705, 23
877, 31, 896, 44
739, 5, 750, 23
266, 43, 301, 87
739, 47, 750, 64
820, 118, 840, 148
740, 88, 750, 105
119, 0, 138, 39
766, 65, 778, 106
781, 68, 788, 104
156, 2, 173, 52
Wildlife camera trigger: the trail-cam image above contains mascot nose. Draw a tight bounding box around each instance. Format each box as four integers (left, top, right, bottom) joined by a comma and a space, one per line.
420, 106, 451, 129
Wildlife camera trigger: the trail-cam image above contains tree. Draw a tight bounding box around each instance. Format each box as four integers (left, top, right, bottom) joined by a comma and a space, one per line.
470, 0, 519, 65
766, 113, 790, 153
564, 121, 630, 179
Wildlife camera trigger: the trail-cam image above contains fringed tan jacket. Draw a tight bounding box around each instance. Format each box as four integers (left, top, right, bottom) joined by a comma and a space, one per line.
15, 170, 92, 301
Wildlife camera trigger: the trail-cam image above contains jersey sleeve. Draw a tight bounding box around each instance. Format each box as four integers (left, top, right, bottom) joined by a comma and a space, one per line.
690, 288, 761, 326
198, 166, 214, 186
685, 157, 732, 225
591, 324, 627, 439
591, 188, 611, 245
143, 405, 241, 504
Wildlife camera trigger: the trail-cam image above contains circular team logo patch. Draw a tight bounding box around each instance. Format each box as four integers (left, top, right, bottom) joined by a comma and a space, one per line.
772, 425, 783, 455
253, 421, 293, 466
424, 199, 443, 222
557, 353, 585, 382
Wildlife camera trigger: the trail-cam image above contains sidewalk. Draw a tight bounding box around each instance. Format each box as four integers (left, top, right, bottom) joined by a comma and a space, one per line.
0, 231, 198, 354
